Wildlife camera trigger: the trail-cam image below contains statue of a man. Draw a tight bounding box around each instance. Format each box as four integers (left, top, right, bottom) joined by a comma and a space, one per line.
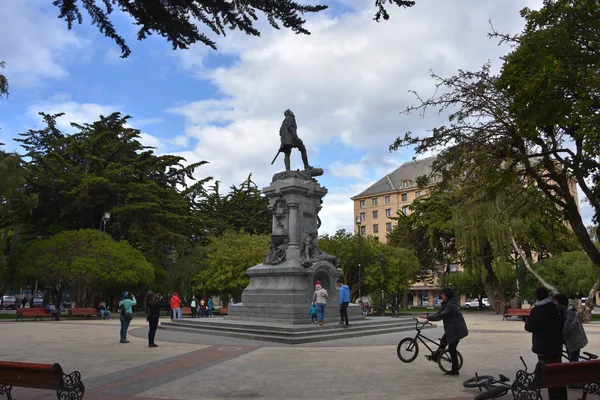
279, 109, 312, 171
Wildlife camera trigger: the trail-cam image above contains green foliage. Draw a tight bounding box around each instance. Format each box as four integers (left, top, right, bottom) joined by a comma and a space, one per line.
197, 175, 271, 237
53, 1, 414, 58
445, 268, 484, 299
195, 231, 269, 301
522, 252, 598, 300
319, 229, 421, 299
21, 229, 154, 305
0, 61, 7, 98
16, 112, 210, 264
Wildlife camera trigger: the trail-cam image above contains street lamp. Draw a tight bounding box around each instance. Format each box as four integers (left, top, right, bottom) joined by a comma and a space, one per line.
514, 249, 521, 308
380, 252, 385, 317
101, 212, 111, 233
355, 216, 362, 300
167, 246, 175, 296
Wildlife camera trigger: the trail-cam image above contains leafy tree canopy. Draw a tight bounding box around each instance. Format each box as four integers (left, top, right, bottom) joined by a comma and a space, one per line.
0, 61, 7, 98
53, 0, 416, 58
21, 229, 154, 306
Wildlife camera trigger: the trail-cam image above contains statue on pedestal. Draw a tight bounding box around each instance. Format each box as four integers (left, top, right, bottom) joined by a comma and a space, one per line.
271, 109, 313, 171
300, 232, 340, 268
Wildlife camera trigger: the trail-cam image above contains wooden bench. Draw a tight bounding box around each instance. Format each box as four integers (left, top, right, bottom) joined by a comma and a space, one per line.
181, 307, 192, 317
218, 307, 228, 315
512, 359, 600, 399
0, 361, 85, 399
68, 308, 99, 319
16, 308, 53, 322
502, 308, 530, 320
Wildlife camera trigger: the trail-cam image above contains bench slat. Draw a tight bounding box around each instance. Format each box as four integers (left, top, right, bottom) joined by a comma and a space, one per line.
539, 360, 600, 387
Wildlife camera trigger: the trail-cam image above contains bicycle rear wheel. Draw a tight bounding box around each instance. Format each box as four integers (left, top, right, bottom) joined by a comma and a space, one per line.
463, 375, 495, 388
474, 385, 509, 400
437, 349, 463, 372
397, 338, 419, 363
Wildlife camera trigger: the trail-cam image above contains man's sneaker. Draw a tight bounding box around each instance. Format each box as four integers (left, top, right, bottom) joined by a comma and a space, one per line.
445, 371, 459, 376
149, 343, 158, 348
120, 339, 130, 344
339, 321, 344, 325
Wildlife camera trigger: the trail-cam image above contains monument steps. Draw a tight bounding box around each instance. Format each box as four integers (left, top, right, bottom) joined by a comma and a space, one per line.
159, 317, 433, 344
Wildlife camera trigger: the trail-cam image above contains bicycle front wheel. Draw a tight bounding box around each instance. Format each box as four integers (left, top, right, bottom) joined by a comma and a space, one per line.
474, 386, 509, 400
397, 337, 419, 363
437, 349, 463, 372
463, 375, 494, 388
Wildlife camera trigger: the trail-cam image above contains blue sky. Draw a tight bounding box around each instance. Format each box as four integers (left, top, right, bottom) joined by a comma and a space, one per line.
5, 0, 589, 234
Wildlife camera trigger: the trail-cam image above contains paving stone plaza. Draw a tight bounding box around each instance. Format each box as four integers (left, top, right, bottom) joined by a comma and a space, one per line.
1, 313, 599, 399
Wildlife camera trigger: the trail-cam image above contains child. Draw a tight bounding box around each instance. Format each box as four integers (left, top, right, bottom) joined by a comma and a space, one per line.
308, 304, 318, 324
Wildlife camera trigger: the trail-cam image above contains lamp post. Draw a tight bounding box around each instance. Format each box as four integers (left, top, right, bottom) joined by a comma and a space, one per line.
355, 216, 362, 300
101, 212, 111, 233
380, 252, 385, 316
515, 249, 521, 308
167, 247, 175, 296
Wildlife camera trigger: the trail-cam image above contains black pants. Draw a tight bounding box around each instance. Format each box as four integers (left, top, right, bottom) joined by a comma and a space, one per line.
340, 302, 349, 325
148, 317, 159, 345
438, 335, 460, 372
191, 308, 197, 318
538, 355, 568, 400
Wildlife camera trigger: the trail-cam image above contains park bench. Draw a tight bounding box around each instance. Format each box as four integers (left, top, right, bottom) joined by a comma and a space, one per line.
0, 361, 85, 400
181, 307, 192, 317
512, 359, 600, 399
502, 308, 530, 320
16, 308, 53, 322
68, 308, 99, 319
219, 307, 228, 315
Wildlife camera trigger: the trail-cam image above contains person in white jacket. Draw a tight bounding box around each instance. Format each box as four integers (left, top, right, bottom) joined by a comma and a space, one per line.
312, 284, 328, 326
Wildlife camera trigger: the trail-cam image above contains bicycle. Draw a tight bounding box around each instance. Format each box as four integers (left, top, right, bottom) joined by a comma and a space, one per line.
397, 317, 464, 373
562, 346, 598, 362
463, 373, 511, 400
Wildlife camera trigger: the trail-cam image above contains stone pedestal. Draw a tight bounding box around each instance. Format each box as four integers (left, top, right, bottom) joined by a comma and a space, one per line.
228, 170, 364, 324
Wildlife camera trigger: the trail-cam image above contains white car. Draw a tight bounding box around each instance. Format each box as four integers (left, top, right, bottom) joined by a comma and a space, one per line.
463, 298, 489, 308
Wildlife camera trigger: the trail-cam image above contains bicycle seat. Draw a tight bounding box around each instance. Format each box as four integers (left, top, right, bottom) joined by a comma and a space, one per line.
499, 374, 510, 383
583, 352, 598, 360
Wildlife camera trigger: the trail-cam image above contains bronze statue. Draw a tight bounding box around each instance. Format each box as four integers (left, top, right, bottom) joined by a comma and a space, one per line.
300, 232, 340, 268
271, 110, 312, 171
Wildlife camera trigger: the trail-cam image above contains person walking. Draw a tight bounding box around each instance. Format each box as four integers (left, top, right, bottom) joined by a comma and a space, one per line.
190, 296, 197, 318
207, 296, 214, 317
146, 291, 165, 348
553, 293, 588, 362
420, 288, 468, 376
337, 279, 350, 328
525, 287, 567, 400
118, 291, 137, 343
170, 292, 181, 320
312, 283, 328, 326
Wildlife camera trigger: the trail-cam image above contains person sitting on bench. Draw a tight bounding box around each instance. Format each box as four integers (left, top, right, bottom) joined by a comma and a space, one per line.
46, 300, 61, 321
98, 303, 112, 320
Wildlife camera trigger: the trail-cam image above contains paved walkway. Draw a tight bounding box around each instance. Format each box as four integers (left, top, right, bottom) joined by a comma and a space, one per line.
0, 314, 599, 399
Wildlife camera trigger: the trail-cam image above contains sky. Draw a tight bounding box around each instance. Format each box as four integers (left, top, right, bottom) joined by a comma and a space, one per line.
1, 0, 592, 234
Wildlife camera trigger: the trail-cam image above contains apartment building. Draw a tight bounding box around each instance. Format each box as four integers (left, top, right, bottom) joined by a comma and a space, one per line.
350, 157, 439, 243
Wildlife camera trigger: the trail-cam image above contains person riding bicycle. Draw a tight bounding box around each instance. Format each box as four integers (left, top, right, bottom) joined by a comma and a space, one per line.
420, 288, 468, 376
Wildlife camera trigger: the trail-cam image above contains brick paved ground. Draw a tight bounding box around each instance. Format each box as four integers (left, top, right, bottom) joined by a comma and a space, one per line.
0, 314, 598, 399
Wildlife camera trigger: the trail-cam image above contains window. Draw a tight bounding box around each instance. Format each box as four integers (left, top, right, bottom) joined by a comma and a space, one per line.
374, 236, 379, 241
359, 200, 365, 208
373, 210, 378, 219
360, 212, 366, 221
372, 198, 378, 206
402, 206, 409, 215
416, 191, 422, 198
386, 222, 393, 231
360, 226, 366, 235
385, 196, 391, 204
385, 208, 392, 217
402, 180, 408, 188
401, 193, 408, 202
373, 224, 379, 233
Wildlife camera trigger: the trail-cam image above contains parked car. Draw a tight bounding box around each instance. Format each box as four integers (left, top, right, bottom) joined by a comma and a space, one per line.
482, 298, 490, 308
463, 298, 489, 308
0, 295, 17, 309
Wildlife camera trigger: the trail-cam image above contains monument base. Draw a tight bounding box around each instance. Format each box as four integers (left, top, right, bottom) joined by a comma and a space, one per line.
227, 259, 364, 324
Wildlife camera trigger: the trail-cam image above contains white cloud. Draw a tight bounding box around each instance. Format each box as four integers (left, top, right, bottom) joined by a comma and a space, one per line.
0, 0, 85, 87
26, 101, 119, 132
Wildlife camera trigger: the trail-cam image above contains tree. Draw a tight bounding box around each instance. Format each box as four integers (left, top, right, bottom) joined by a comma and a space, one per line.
195, 230, 269, 304
16, 112, 210, 264
197, 175, 271, 238
21, 229, 154, 306
0, 61, 7, 98
53, 0, 415, 58
391, 0, 600, 316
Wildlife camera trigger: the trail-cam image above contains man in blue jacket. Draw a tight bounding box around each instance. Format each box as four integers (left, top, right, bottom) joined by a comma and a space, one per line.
338, 278, 350, 328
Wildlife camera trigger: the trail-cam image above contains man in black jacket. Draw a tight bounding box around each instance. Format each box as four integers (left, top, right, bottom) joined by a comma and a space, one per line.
525, 287, 567, 400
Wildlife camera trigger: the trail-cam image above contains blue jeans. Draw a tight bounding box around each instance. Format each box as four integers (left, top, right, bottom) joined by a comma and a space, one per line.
311, 314, 317, 323
173, 307, 181, 319
120, 315, 131, 340
100, 310, 112, 319
316, 303, 326, 322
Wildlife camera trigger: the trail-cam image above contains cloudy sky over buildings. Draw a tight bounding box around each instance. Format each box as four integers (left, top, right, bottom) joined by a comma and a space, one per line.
5, 0, 589, 234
